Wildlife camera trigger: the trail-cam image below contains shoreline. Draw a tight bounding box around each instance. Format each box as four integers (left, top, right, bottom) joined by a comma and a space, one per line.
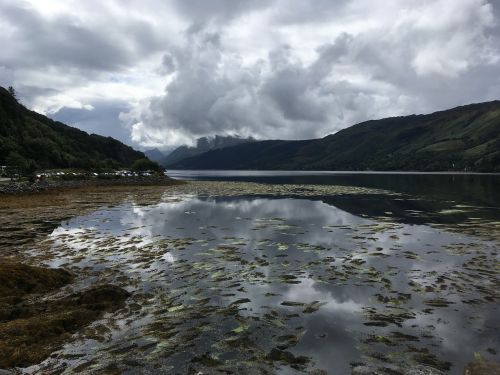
0, 175, 184, 195
1, 182, 185, 370
0, 180, 498, 374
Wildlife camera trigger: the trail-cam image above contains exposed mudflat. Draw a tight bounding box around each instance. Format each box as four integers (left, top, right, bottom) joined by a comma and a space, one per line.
0, 176, 181, 195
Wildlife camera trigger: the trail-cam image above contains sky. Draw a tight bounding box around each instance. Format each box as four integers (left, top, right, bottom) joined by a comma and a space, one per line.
1, 0, 499, 151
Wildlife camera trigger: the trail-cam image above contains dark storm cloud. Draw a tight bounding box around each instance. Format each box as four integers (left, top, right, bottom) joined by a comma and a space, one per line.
16, 85, 61, 102
0, 2, 162, 72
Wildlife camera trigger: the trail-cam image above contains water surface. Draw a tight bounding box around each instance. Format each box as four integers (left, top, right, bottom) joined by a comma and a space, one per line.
23, 176, 499, 374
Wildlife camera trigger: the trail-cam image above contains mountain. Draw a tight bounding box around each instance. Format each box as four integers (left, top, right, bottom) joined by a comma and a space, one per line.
162, 135, 256, 166
167, 101, 500, 172
0, 86, 148, 171
144, 148, 165, 162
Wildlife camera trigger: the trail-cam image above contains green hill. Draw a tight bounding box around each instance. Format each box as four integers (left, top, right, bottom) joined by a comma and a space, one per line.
0, 86, 147, 172
167, 101, 500, 172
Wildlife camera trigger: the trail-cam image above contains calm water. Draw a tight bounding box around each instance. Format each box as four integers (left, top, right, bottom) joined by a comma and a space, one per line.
30, 172, 499, 374
168, 170, 500, 207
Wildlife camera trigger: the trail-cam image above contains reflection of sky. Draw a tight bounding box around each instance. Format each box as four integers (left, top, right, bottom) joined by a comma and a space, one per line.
43, 195, 499, 374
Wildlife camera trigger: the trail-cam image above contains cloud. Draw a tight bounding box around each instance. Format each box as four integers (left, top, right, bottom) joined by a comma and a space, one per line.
124, 0, 500, 147
0, 0, 174, 145
1, 0, 499, 148
170, 0, 269, 24
0, 1, 163, 72
50, 100, 132, 144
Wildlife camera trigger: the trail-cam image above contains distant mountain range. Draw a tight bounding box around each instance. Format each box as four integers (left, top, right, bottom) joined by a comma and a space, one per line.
0, 86, 148, 170
144, 148, 165, 163
166, 101, 500, 172
2, 84, 498, 173
162, 135, 255, 166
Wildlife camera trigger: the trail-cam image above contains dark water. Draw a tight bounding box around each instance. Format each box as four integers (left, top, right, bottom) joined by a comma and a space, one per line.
168, 170, 500, 208
31, 172, 499, 374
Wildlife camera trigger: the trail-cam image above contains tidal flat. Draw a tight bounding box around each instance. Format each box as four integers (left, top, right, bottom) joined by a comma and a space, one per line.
0, 180, 498, 375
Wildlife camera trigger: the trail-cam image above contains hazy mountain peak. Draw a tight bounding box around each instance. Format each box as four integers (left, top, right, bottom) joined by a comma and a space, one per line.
143, 148, 165, 163
162, 135, 256, 167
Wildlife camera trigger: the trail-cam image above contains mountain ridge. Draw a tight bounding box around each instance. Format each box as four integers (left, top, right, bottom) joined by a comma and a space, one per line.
161, 135, 256, 166
166, 101, 500, 172
144, 148, 165, 162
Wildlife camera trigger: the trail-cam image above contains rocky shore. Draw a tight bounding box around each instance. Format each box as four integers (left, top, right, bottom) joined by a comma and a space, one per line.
0, 175, 181, 195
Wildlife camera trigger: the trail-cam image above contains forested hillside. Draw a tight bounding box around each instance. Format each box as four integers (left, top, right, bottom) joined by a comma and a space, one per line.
0, 86, 146, 171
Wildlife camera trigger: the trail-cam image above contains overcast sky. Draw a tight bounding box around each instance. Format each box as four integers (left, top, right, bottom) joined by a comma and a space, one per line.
1, 0, 499, 150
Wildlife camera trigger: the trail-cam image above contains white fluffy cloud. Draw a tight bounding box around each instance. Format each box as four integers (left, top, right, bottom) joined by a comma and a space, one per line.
1, 0, 499, 148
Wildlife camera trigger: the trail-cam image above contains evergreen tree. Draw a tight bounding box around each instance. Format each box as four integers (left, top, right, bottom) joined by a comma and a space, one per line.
7, 86, 16, 99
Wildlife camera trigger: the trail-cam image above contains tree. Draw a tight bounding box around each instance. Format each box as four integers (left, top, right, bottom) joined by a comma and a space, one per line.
5, 151, 27, 180
7, 86, 16, 99
131, 158, 164, 174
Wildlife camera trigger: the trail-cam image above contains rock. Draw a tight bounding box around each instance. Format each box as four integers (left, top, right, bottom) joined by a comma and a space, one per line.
464, 362, 500, 375
309, 370, 328, 375
352, 364, 445, 375
405, 365, 446, 375
74, 285, 131, 308
352, 365, 376, 375
266, 348, 309, 368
